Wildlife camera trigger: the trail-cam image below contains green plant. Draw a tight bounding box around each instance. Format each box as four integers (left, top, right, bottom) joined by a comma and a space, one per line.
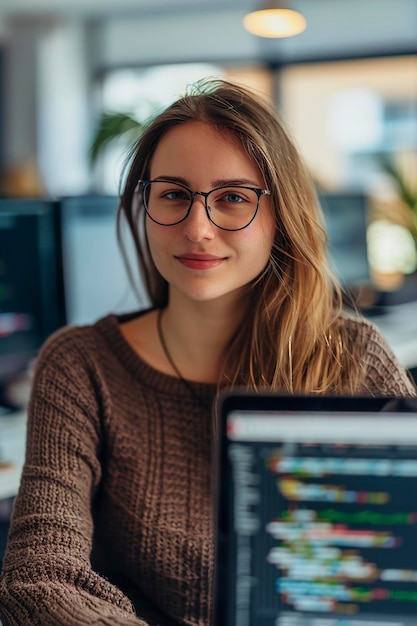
378, 152, 417, 241
89, 111, 143, 165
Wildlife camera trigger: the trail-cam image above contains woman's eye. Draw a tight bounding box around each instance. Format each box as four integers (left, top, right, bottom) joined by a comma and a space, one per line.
222, 193, 244, 203
164, 190, 189, 201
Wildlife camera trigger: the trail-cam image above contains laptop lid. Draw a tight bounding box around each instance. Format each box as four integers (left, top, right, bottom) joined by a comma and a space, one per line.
214, 392, 417, 626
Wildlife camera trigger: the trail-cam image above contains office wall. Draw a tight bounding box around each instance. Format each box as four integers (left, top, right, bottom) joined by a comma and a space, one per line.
280, 56, 417, 188
1, 0, 416, 196
93, 0, 417, 71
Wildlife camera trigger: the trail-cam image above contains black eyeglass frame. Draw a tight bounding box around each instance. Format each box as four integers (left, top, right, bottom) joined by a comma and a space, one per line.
137, 179, 271, 231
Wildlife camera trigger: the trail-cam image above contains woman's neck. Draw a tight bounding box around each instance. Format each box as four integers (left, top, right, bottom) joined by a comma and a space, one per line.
161, 295, 245, 384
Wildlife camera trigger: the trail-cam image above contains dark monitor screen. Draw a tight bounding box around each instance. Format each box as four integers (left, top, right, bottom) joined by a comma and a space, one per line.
216, 393, 417, 626
59, 195, 146, 326
0, 199, 65, 389
319, 192, 370, 288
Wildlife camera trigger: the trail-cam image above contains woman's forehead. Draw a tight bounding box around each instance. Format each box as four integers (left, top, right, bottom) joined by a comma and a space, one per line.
149, 121, 263, 181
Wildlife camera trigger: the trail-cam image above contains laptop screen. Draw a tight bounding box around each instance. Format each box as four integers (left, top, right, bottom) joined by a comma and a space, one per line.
215, 394, 417, 626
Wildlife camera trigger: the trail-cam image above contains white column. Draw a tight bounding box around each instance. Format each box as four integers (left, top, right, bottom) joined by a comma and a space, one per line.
37, 18, 91, 196
2, 18, 40, 176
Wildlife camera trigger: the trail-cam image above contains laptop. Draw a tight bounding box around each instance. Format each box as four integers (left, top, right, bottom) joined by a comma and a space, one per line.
214, 392, 417, 626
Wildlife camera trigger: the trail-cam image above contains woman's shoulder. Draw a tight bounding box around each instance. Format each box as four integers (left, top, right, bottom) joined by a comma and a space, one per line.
34, 312, 141, 378
336, 310, 383, 338
40, 309, 151, 356
336, 310, 416, 396
39, 315, 114, 360
335, 310, 400, 358
33, 309, 161, 390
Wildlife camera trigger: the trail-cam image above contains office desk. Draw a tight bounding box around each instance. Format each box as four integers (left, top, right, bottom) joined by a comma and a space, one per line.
0, 410, 27, 501
368, 301, 417, 372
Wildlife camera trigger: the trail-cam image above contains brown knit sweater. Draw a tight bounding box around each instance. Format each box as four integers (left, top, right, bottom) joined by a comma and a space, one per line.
0, 311, 415, 626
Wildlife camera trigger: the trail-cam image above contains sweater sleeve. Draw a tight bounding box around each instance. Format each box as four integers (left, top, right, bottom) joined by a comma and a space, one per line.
0, 327, 150, 626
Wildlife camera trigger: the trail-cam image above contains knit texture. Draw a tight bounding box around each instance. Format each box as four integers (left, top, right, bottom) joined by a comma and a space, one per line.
0, 311, 415, 625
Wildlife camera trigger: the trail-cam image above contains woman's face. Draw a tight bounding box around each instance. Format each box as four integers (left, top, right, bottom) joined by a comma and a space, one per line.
145, 121, 276, 307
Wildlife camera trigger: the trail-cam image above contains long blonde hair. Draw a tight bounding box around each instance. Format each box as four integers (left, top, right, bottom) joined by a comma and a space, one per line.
119, 79, 364, 393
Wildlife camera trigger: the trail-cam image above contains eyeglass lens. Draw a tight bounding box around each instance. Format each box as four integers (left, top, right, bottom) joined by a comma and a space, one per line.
143, 181, 261, 230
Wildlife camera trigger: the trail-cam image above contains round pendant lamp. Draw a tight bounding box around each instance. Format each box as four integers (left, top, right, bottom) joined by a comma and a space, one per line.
243, 1, 307, 38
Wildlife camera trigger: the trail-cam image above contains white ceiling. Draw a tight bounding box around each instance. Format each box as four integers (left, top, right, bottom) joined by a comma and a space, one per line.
0, 0, 245, 19
1, 0, 416, 62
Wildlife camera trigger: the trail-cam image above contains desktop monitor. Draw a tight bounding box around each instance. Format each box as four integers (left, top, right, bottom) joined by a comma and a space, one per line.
59, 195, 146, 326
0, 199, 65, 402
319, 191, 371, 289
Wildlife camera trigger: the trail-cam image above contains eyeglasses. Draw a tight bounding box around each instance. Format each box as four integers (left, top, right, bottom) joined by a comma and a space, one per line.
138, 179, 271, 231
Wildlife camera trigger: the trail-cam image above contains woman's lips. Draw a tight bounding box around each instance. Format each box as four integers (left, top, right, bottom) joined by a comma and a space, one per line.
176, 254, 225, 270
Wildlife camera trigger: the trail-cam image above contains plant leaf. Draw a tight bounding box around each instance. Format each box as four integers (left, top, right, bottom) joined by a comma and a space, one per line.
378, 153, 417, 210
89, 112, 143, 165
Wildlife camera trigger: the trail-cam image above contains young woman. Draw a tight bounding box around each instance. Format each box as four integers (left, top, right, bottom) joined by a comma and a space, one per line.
0, 79, 415, 626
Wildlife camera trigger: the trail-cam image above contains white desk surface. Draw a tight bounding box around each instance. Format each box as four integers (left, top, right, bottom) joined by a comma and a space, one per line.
367, 301, 417, 371
0, 410, 27, 501
0, 302, 416, 502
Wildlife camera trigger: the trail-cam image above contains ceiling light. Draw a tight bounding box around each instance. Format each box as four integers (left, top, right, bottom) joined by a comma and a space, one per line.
243, 1, 307, 38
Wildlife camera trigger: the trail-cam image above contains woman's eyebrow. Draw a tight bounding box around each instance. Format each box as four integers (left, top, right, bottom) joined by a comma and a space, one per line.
152, 175, 189, 185
151, 176, 262, 188
212, 178, 262, 188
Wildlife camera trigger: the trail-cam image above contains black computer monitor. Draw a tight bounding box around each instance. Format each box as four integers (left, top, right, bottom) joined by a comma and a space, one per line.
0, 199, 66, 405
59, 195, 146, 326
319, 191, 371, 289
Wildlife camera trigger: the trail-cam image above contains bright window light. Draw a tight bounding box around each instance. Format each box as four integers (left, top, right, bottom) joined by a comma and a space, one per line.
98, 63, 223, 193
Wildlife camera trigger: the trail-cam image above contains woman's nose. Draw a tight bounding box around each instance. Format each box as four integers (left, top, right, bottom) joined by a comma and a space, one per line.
181, 196, 215, 241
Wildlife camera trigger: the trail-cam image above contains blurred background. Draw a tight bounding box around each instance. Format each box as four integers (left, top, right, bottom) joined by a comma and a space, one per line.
0, 0, 417, 407
1, 0, 416, 270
